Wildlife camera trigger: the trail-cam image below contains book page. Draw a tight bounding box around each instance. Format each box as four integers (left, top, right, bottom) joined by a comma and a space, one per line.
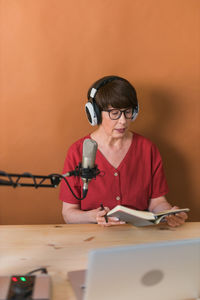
107, 210, 156, 226
107, 205, 155, 220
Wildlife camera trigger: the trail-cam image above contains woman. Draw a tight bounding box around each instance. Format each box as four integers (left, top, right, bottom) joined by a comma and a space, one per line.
60, 75, 188, 227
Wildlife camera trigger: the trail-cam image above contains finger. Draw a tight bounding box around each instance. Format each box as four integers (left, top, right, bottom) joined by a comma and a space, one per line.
97, 210, 107, 218
170, 206, 188, 220
165, 215, 178, 226
165, 215, 185, 227
104, 207, 110, 212
96, 216, 107, 223
108, 217, 120, 221
175, 212, 188, 220
165, 218, 177, 227
98, 221, 125, 227
97, 216, 125, 226
171, 206, 179, 210
106, 218, 126, 224
106, 217, 126, 225
166, 219, 179, 227
98, 222, 112, 227
173, 212, 188, 223
97, 218, 114, 226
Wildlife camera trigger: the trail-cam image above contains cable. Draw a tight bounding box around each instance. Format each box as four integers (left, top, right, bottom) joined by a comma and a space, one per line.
25, 267, 48, 276
49, 173, 88, 200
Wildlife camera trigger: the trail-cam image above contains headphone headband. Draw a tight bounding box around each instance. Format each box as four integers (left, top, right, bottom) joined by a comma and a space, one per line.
90, 87, 98, 99
88, 76, 127, 100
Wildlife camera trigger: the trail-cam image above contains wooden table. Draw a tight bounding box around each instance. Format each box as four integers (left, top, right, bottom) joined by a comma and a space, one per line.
1, 222, 200, 300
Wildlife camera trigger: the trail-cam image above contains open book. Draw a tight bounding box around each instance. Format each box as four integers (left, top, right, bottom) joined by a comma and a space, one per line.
107, 205, 190, 227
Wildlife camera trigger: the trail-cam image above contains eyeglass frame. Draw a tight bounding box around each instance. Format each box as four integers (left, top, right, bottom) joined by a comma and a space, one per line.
102, 108, 133, 120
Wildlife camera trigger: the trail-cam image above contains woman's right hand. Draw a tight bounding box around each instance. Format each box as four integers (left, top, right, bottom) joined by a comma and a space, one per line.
96, 206, 126, 226
62, 202, 125, 225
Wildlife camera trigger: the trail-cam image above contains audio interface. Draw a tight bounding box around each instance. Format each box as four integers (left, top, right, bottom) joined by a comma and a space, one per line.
0, 274, 51, 300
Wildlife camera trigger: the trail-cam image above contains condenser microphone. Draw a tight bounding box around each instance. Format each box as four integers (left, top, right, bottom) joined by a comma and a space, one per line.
81, 138, 98, 196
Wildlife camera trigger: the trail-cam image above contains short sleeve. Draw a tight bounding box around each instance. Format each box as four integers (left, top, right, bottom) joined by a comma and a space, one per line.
59, 142, 82, 204
150, 144, 169, 199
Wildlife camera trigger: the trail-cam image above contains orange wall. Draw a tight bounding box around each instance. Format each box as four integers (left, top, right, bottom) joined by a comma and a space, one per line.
0, 0, 199, 224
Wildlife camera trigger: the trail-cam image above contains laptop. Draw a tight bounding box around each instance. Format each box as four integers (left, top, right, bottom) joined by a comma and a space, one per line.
68, 238, 200, 300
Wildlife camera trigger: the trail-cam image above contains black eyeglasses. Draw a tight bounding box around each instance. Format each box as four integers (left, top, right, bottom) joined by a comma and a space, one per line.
102, 108, 133, 120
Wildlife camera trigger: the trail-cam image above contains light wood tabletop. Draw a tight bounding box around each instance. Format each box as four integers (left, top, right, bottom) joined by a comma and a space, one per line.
1, 222, 200, 300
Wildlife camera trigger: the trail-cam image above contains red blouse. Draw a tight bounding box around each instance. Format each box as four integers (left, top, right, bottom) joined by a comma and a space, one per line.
59, 132, 169, 211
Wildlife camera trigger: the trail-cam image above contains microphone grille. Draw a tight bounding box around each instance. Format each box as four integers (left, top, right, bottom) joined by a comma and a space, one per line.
83, 139, 98, 158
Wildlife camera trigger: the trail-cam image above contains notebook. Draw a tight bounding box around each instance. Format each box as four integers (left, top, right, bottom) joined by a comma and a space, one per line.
68, 238, 200, 300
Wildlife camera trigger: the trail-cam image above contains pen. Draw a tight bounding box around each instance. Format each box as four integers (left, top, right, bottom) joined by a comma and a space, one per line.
100, 203, 108, 223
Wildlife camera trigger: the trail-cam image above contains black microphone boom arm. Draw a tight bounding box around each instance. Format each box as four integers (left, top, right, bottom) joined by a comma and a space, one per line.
0, 171, 62, 188
0, 165, 100, 200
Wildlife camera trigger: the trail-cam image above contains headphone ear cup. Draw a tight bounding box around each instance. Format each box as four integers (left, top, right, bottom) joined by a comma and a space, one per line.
85, 102, 98, 126
85, 101, 101, 126
93, 100, 101, 124
131, 104, 139, 122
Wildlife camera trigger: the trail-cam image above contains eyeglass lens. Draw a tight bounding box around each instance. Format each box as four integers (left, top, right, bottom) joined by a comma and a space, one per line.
109, 108, 133, 120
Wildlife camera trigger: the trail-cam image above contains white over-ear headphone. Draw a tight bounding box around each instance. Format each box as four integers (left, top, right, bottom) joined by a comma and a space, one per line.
85, 76, 139, 126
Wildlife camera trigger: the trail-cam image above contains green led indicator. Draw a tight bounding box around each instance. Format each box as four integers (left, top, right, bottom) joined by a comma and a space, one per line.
20, 277, 26, 282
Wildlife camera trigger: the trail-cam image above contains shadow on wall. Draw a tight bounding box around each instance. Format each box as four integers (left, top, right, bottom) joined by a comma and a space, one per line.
133, 88, 199, 221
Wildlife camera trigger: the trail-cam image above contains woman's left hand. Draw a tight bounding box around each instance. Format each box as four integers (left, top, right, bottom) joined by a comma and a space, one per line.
165, 206, 188, 227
